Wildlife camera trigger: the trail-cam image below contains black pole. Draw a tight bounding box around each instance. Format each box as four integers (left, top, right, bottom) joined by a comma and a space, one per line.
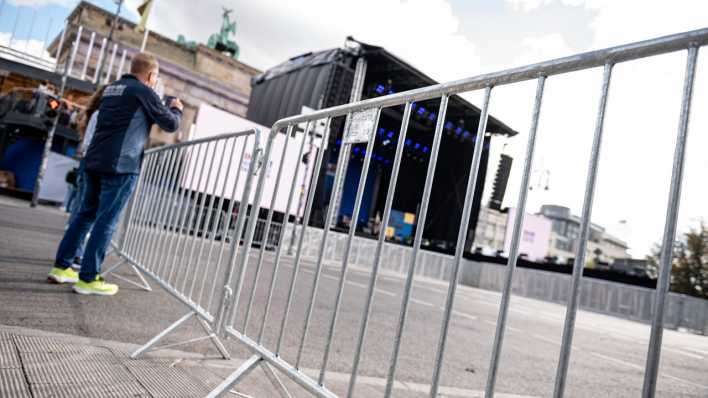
30, 37, 74, 207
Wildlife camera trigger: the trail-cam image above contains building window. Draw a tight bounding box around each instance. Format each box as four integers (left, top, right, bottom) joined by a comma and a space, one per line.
556, 239, 571, 251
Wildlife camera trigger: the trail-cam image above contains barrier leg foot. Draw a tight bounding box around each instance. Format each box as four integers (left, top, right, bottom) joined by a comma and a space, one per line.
196, 315, 231, 360
101, 259, 126, 275
260, 362, 294, 398
102, 260, 152, 292
131, 311, 196, 359
206, 355, 262, 398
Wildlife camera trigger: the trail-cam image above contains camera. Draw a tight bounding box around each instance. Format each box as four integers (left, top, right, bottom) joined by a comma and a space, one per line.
163, 95, 176, 107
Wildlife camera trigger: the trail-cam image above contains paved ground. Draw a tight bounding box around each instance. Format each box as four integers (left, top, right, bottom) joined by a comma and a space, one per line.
1, 195, 707, 397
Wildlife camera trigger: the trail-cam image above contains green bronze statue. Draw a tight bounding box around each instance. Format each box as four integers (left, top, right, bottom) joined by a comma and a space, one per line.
207, 7, 240, 60
176, 7, 240, 60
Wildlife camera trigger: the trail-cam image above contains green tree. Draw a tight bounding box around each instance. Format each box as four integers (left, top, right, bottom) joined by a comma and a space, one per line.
647, 223, 708, 299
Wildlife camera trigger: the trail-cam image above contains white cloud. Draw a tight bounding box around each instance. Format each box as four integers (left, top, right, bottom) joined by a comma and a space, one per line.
147, 0, 480, 80
513, 33, 576, 65
0, 32, 51, 59
505, 0, 554, 12
490, 0, 708, 256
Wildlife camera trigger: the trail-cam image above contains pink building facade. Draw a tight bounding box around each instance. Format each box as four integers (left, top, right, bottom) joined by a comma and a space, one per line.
504, 208, 552, 262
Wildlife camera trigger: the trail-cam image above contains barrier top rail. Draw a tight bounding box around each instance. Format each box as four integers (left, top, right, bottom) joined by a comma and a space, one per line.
272, 27, 708, 130
144, 129, 260, 155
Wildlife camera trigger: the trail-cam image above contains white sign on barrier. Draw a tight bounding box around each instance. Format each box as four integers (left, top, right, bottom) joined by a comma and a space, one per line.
345, 108, 377, 144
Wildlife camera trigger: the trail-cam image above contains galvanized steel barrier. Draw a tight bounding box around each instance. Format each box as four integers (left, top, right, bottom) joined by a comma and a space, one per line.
280, 222, 708, 335
202, 27, 708, 398
106, 128, 263, 360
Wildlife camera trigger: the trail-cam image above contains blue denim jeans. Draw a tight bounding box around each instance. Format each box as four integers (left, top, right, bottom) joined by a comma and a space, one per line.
55, 171, 137, 282
67, 162, 88, 261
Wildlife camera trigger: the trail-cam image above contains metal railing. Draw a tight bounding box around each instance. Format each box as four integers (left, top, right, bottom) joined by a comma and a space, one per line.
106, 128, 262, 360
54, 23, 133, 84
280, 221, 708, 335
204, 27, 708, 398
0, 1, 132, 84
0, 21, 132, 85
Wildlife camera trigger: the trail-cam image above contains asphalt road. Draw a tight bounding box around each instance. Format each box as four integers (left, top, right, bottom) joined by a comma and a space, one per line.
1, 198, 707, 397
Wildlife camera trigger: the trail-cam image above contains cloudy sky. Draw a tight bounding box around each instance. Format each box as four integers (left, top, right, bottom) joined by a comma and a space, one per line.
2, 0, 708, 257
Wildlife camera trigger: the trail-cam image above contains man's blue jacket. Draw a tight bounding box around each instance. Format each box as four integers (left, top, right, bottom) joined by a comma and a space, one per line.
84, 74, 182, 174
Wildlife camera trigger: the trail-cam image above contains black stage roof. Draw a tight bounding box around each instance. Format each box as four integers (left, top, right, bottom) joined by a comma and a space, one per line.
248, 37, 518, 137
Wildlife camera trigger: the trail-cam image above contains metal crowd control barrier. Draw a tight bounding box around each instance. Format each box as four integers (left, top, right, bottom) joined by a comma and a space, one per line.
106, 128, 263, 360
204, 27, 708, 398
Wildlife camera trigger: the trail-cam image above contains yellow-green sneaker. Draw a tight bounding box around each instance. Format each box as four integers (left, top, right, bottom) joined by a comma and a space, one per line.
73, 276, 119, 296
47, 267, 79, 284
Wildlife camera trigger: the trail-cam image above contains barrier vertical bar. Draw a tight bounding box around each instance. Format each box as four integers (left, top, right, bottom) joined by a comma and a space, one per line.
289, 128, 317, 255
384, 94, 450, 397
41, 18, 53, 59
66, 25, 82, 77
275, 119, 346, 354
284, 118, 355, 362
553, 64, 612, 398
196, 137, 239, 305
331, 57, 368, 227
223, 131, 274, 331
123, 152, 160, 259
93, 37, 107, 83
318, 108, 381, 384
241, 124, 298, 332
126, 151, 161, 263
147, 147, 186, 278
80, 31, 95, 80
188, 139, 230, 299
431, 82, 498, 397
156, 145, 200, 279
180, 141, 218, 292
24, 9, 36, 53
116, 48, 127, 77
206, 137, 250, 312
52, 21, 67, 71
135, 150, 175, 266
118, 155, 150, 255
483, 76, 548, 395
160, 144, 201, 281
213, 131, 263, 334
347, 102, 411, 397
192, 137, 237, 302
115, 154, 147, 256
8, 6, 18, 48
142, 148, 181, 273
259, 118, 331, 344
170, 141, 213, 286
642, 46, 698, 398
104, 42, 118, 84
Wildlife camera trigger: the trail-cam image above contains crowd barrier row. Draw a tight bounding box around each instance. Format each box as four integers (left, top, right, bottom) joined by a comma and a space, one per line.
105, 27, 708, 398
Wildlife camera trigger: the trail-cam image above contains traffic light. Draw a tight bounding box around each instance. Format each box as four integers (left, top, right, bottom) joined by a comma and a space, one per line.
45, 97, 60, 119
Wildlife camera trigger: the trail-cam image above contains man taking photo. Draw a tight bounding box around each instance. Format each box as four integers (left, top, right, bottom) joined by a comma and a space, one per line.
47, 52, 183, 296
